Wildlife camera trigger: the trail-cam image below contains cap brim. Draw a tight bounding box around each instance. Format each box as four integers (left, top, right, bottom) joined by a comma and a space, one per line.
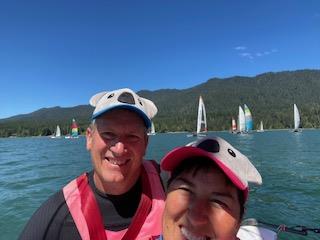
92, 104, 152, 129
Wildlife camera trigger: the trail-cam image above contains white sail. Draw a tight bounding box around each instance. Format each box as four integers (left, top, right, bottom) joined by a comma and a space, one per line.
148, 122, 156, 135
51, 125, 61, 138
293, 104, 301, 131
238, 106, 245, 132
257, 121, 264, 132
196, 96, 207, 134
55, 125, 61, 137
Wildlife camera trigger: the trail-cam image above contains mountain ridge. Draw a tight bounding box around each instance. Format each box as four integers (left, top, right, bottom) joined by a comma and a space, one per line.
1, 69, 320, 137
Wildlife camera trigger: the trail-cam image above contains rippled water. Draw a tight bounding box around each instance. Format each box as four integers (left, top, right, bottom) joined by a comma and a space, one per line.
1, 131, 319, 239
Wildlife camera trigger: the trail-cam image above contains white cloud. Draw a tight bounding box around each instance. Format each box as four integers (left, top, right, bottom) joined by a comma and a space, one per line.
234, 46, 247, 51
240, 52, 253, 59
236, 47, 278, 60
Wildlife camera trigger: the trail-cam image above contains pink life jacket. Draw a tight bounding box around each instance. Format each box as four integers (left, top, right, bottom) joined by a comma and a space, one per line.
63, 160, 165, 240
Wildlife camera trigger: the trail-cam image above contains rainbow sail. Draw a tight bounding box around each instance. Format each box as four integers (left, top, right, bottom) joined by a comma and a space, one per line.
71, 118, 79, 138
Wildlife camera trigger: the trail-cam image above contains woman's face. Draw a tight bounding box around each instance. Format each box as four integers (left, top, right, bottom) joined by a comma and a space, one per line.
162, 166, 241, 240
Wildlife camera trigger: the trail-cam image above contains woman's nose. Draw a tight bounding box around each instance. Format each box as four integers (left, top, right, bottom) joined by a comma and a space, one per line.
187, 200, 209, 227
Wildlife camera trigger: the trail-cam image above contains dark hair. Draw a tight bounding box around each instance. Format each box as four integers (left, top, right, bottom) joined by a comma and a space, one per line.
167, 157, 245, 220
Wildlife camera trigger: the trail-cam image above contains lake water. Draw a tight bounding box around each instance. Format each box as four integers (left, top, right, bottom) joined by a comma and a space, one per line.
0, 130, 319, 240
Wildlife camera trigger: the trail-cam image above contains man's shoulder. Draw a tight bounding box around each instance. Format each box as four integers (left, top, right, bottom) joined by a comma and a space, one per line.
19, 190, 69, 239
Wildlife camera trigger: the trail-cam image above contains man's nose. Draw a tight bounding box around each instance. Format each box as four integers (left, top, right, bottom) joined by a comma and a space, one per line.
110, 141, 127, 156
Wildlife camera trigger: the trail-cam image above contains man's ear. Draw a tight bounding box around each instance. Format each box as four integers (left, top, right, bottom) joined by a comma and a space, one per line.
86, 127, 93, 150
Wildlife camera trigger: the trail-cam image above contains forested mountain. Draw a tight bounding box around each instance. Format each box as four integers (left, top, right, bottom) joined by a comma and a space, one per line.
1, 69, 320, 137
0, 106, 93, 137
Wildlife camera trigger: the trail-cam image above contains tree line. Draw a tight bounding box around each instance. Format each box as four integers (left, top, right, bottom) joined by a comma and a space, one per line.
1, 69, 320, 137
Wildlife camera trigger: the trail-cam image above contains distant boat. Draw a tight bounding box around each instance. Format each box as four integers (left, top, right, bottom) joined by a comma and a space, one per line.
244, 104, 253, 132
147, 122, 156, 136
293, 104, 302, 132
237, 106, 246, 134
231, 117, 237, 133
257, 121, 264, 132
187, 96, 207, 137
51, 125, 61, 138
65, 118, 79, 138
196, 96, 207, 136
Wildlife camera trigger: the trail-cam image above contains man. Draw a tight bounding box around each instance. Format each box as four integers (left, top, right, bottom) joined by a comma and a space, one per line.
158, 136, 262, 240
19, 88, 165, 240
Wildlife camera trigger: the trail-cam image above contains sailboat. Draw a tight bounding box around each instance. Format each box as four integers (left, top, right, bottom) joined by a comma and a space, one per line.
237, 106, 246, 134
244, 104, 253, 132
65, 118, 79, 138
187, 96, 207, 137
293, 104, 302, 132
196, 96, 207, 136
231, 117, 237, 134
147, 122, 156, 136
50, 125, 61, 138
257, 121, 264, 132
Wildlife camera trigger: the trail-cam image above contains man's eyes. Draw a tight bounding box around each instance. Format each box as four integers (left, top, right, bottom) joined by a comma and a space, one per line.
100, 132, 116, 140
100, 132, 141, 142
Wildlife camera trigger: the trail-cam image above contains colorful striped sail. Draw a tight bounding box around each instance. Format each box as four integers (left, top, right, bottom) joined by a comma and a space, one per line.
71, 118, 79, 137
244, 104, 253, 131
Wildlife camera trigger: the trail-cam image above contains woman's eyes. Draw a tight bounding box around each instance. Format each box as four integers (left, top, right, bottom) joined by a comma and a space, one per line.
172, 183, 232, 209
210, 198, 230, 208
178, 186, 192, 193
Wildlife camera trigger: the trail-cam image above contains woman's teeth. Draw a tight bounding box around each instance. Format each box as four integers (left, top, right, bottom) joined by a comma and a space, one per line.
181, 227, 208, 240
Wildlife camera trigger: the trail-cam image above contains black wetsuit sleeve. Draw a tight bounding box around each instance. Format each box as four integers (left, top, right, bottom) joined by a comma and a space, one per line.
18, 190, 74, 240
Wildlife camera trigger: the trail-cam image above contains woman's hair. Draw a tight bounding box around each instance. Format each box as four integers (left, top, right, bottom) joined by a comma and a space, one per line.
167, 157, 245, 220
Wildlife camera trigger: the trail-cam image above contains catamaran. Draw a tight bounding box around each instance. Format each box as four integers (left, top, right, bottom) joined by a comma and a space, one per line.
293, 104, 302, 132
244, 104, 253, 132
50, 125, 61, 138
237, 106, 246, 134
65, 118, 79, 138
231, 117, 237, 133
196, 96, 207, 137
257, 121, 264, 132
187, 96, 207, 137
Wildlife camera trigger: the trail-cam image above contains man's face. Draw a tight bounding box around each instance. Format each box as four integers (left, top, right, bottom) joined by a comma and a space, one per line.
86, 109, 148, 194
162, 166, 241, 240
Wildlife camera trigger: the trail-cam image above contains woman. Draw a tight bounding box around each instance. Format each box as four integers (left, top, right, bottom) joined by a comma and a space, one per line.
159, 136, 262, 240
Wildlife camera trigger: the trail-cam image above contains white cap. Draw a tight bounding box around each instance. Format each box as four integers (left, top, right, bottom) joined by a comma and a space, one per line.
90, 88, 157, 129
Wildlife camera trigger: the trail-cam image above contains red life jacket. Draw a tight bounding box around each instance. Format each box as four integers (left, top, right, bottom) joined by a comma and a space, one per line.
63, 161, 165, 240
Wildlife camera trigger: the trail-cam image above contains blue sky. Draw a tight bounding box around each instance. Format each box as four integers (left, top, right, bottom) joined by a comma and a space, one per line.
0, 0, 319, 119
